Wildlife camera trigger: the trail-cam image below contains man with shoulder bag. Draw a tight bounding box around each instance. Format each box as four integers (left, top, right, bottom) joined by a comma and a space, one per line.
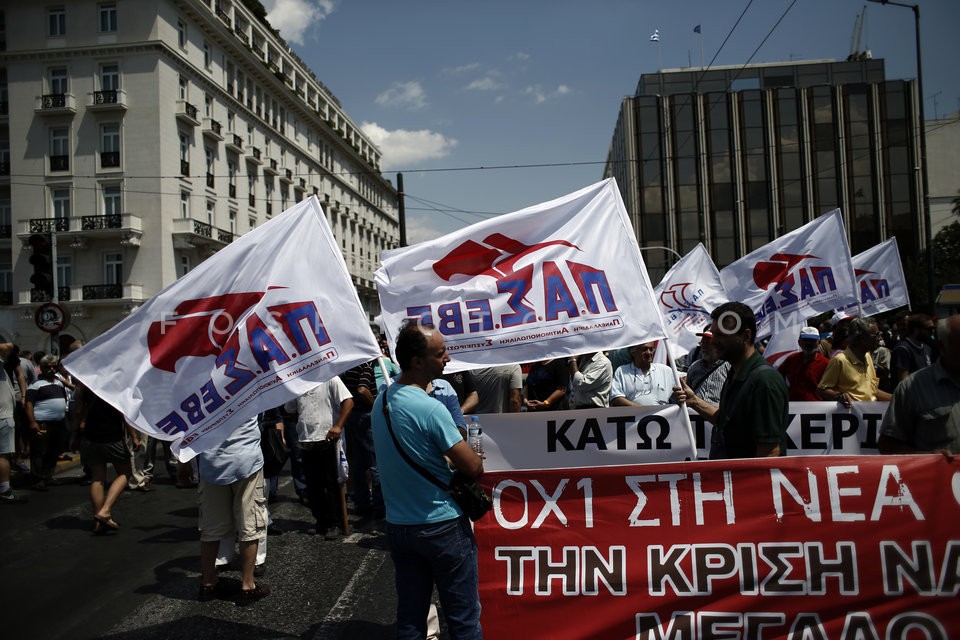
371, 321, 485, 640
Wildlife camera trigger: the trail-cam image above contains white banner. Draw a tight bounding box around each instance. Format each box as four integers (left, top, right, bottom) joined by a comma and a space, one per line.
720, 209, 858, 339
654, 243, 726, 359
834, 236, 910, 320
63, 197, 380, 461
376, 179, 666, 368
476, 402, 889, 471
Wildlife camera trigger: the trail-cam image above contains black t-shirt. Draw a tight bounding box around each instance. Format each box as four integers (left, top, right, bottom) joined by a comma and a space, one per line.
83, 396, 126, 443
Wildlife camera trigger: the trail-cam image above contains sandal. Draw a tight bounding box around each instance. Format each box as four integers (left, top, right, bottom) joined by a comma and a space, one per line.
94, 515, 120, 530
93, 519, 106, 535
236, 582, 270, 606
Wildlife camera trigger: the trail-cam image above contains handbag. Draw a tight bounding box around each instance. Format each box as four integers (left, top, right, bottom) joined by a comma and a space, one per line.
382, 395, 493, 521
260, 427, 289, 478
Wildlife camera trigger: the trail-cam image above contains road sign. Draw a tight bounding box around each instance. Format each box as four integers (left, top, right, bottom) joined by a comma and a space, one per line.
35, 302, 70, 334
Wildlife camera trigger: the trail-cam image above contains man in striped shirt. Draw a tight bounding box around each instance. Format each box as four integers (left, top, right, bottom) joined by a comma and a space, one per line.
683, 327, 730, 405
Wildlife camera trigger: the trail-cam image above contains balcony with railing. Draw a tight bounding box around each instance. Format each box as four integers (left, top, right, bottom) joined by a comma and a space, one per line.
215, 4, 232, 27
202, 118, 224, 141
295, 177, 306, 192
245, 146, 262, 165
263, 158, 279, 175
226, 133, 243, 154
19, 283, 143, 306
280, 168, 293, 183
175, 100, 200, 126
89, 89, 127, 111
49, 155, 69, 172
100, 151, 120, 169
36, 93, 77, 115
20, 213, 142, 247
171, 217, 233, 251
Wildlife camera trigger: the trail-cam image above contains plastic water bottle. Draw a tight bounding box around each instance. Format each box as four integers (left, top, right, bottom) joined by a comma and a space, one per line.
467, 415, 483, 454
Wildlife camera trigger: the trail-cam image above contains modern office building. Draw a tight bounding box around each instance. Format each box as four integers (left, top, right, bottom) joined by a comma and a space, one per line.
605, 58, 925, 283
0, 0, 398, 350
926, 110, 960, 235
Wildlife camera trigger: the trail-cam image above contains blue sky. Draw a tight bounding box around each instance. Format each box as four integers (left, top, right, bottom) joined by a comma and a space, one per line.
262, 0, 960, 244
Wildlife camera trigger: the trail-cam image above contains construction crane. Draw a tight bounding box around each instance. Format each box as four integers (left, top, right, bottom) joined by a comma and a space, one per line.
848, 6, 873, 61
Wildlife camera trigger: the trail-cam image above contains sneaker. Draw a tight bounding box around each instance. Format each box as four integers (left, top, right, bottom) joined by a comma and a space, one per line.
13, 461, 30, 474
236, 582, 270, 606
0, 489, 26, 504
324, 526, 342, 541
254, 563, 267, 577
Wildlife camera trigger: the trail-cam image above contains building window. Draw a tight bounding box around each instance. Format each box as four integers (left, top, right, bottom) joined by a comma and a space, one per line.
228, 160, 237, 197
179, 255, 191, 278
52, 188, 71, 220
49, 68, 68, 95
100, 64, 119, 91
57, 256, 72, 290
204, 93, 212, 118
206, 201, 214, 227
205, 147, 214, 187
100, 123, 120, 168
249, 216, 256, 230
50, 127, 69, 171
180, 190, 190, 218
247, 124, 254, 147
177, 20, 187, 48
48, 8, 66, 37
229, 210, 236, 235
99, 3, 117, 32
179, 132, 190, 176
178, 75, 187, 100
227, 111, 235, 132
203, 41, 212, 70
104, 253, 123, 285
102, 184, 121, 216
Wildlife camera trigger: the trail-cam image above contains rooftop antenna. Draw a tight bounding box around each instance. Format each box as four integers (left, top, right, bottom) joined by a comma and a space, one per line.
848, 5, 872, 61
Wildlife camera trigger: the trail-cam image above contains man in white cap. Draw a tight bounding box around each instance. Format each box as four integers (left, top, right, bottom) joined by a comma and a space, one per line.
778, 326, 830, 401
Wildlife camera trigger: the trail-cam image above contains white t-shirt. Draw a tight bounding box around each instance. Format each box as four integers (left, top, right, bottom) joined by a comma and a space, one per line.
294, 376, 352, 442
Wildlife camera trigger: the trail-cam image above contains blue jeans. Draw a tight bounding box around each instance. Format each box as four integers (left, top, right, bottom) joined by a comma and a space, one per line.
386, 516, 481, 640
283, 416, 307, 497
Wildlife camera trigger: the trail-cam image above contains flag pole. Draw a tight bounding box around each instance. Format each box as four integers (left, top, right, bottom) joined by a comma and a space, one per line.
664, 338, 698, 460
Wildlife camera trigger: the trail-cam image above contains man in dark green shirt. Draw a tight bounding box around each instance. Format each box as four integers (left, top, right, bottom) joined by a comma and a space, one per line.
677, 302, 789, 459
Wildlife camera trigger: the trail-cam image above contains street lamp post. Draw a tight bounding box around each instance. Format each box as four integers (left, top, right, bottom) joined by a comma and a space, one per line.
867, 0, 934, 310
638, 245, 683, 263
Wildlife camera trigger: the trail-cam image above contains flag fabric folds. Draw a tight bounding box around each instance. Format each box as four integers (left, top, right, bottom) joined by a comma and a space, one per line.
719, 209, 857, 339
834, 237, 910, 320
63, 197, 381, 461
375, 179, 667, 370
650, 28, 660, 42
653, 243, 726, 359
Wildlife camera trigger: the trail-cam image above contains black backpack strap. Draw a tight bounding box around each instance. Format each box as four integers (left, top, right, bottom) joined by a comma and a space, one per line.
381, 391, 450, 493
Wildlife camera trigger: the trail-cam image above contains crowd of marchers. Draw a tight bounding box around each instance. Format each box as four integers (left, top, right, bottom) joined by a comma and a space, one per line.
0, 305, 957, 635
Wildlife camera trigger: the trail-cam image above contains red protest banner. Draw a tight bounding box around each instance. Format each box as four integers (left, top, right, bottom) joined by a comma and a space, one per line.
476, 454, 959, 639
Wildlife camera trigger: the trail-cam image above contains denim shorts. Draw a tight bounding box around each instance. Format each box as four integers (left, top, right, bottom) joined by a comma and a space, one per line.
0, 416, 14, 455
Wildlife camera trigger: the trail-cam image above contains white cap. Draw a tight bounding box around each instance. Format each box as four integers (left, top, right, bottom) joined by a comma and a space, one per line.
799, 326, 820, 340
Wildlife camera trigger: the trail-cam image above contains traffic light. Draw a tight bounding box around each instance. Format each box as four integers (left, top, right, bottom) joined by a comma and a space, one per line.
28, 233, 54, 298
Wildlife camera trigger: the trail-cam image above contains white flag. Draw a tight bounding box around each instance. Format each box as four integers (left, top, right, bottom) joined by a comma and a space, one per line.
63, 197, 380, 461
833, 237, 910, 320
654, 243, 726, 358
375, 179, 666, 369
763, 322, 804, 368
719, 209, 857, 339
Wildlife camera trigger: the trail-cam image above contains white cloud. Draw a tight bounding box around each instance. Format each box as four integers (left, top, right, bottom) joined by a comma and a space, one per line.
523, 84, 573, 104
404, 216, 447, 244
465, 76, 503, 91
510, 52, 531, 62
442, 63, 481, 76
360, 122, 458, 170
375, 81, 428, 110
262, 0, 336, 45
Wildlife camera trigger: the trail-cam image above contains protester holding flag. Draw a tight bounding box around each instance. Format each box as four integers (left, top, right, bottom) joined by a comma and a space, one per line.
675, 302, 789, 459
187, 413, 271, 606
817, 318, 891, 406
371, 322, 484, 640
879, 315, 960, 455
778, 326, 830, 401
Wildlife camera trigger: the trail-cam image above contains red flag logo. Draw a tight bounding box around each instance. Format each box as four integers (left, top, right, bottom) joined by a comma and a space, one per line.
432, 233, 579, 281
753, 253, 817, 290
147, 292, 267, 372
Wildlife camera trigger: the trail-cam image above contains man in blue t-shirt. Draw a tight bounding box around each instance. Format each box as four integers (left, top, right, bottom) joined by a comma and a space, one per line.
372, 322, 484, 640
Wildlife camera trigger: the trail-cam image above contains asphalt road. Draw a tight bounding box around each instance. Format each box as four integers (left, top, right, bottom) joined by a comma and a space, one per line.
1, 463, 411, 640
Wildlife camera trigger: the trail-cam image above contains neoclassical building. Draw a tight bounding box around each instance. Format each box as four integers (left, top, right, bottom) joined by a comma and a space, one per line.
0, 0, 398, 351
